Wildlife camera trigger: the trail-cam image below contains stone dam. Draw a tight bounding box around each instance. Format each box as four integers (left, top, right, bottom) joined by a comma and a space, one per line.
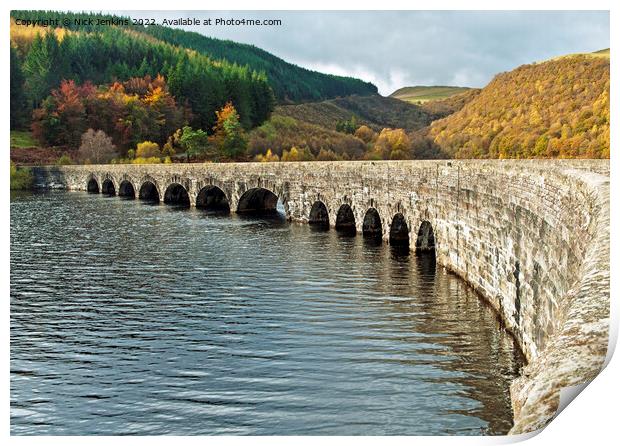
31, 159, 610, 434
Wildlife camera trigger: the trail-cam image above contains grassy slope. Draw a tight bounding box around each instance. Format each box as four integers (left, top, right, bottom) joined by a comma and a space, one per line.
548, 48, 609, 61
10, 130, 38, 148
389, 86, 472, 104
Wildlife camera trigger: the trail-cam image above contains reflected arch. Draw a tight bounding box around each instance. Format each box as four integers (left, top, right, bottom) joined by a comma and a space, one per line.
237, 187, 279, 214
119, 180, 135, 199
164, 183, 190, 206
102, 179, 115, 196
362, 208, 382, 239
416, 221, 436, 254
87, 177, 99, 194
139, 181, 160, 202
335, 204, 356, 235
309, 201, 329, 228
389, 213, 410, 248
196, 186, 230, 213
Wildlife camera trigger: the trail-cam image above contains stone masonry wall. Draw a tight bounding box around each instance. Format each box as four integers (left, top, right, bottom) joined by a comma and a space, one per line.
32, 160, 610, 434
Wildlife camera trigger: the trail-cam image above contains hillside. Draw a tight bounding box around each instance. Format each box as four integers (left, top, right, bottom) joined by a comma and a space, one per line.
245, 94, 450, 161
276, 95, 435, 132
248, 114, 367, 159
140, 26, 378, 103
420, 88, 482, 120
429, 53, 610, 158
10, 10, 377, 104
390, 86, 472, 104
10, 19, 274, 135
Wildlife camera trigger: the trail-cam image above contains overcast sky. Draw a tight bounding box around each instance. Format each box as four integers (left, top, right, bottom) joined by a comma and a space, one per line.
126, 10, 609, 95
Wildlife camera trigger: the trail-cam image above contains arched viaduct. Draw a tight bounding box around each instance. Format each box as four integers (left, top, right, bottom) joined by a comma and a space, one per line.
32, 159, 610, 435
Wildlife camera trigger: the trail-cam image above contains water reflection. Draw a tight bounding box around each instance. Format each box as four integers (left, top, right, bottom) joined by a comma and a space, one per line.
10, 191, 523, 435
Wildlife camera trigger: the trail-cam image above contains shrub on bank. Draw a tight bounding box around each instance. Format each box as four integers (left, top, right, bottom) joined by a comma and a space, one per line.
136, 141, 161, 159
10, 162, 33, 190
56, 154, 73, 165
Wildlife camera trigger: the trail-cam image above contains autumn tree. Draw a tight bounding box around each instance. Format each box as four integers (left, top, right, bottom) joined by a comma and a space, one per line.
32, 76, 186, 153
354, 125, 375, 144
373, 128, 411, 159
32, 79, 93, 147
254, 149, 279, 162
162, 128, 183, 158
78, 129, 117, 164
136, 141, 161, 159
281, 146, 314, 161
211, 102, 247, 159
316, 149, 343, 161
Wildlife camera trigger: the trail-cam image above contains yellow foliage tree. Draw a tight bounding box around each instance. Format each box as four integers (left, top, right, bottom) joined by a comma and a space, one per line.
254, 149, 280, 162
281, 146, 314, 161
136, 141, 161, 159
354, 125, 376, 144
373, 128, 411, 160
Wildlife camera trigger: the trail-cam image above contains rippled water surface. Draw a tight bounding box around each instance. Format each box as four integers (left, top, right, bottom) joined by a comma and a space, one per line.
11, 191, 524, 435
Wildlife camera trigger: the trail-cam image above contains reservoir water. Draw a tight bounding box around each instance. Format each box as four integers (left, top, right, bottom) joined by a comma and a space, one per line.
10, 191, 524, 435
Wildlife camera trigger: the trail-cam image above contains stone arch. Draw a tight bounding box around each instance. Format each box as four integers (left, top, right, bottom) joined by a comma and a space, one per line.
164, 183, 190, 206
139, 180, 160, 202
362, 208, 382, 238
196, 185, 230, 213
86, 176, 99, 193
335, 203, 356, 234
119, 180, 136, 198
237, 187, 279, 214
416, 220, 436, 254
101, 178, 116, 196
309, 201, 329, 228
389, 212, 410, 248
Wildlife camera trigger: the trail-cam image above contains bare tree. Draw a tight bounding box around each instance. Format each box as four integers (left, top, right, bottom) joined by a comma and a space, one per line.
78, 129, 117, 164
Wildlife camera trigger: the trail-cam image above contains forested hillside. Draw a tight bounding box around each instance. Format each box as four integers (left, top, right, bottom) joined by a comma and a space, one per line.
10, 20, 274, 137
247, 115, 367, 160
11, 11, 377, 103
429, 53, 610, 158
276, 95, 434, 132
420, 89, 481, 120
246, 95, 448, 162
141, 26, 378, 102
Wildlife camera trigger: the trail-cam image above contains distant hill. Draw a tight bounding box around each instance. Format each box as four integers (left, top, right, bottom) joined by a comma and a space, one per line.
547, 47, 609, 61
429, 51, 609, 158
276, 95, 435, 132
420, 89, 481, 120
390, 86, 472, 104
